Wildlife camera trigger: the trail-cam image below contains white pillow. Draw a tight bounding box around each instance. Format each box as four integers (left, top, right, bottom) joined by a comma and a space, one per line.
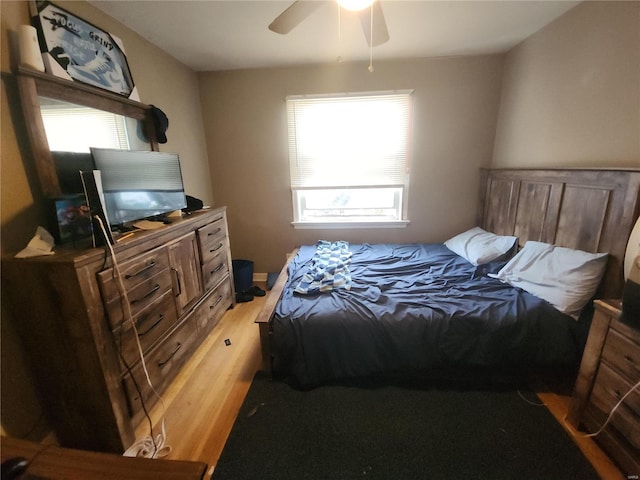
444, 227, 517, 266
489, 241, 608, 318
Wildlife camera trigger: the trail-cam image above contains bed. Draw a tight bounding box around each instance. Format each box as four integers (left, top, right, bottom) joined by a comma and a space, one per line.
256, 169, 640, 387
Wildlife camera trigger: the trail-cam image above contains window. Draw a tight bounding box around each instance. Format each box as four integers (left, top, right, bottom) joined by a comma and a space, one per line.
40, 98, 130, 152
287, 90, 412, 227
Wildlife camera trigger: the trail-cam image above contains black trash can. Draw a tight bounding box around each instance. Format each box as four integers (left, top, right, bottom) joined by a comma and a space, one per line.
232, 259, 253, 293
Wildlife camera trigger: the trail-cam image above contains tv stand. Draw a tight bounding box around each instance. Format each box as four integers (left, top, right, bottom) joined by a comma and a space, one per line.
2, 207, 236, 453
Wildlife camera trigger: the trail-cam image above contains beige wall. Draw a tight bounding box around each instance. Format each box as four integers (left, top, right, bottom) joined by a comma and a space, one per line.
493, 1, 640, 168
1, 0, 211, 439
199, 56, 505, 273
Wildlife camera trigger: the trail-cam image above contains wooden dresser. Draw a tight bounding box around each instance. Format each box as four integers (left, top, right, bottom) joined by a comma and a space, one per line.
568, 299, 640, 475
1, 436, 207, 479
2, 208, 235, 453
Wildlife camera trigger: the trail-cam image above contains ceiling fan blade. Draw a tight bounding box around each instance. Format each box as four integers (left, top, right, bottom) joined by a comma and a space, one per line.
359, 1, 390, 47
269, 1, 326, 34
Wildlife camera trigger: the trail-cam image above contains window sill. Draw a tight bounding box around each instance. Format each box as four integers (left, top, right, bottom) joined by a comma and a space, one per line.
291, 220, 410, 229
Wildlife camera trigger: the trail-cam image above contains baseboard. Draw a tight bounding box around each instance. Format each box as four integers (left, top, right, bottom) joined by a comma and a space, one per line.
253, 272, 268, 283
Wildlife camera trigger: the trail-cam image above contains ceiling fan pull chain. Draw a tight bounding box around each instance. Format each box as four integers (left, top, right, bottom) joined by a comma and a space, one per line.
368, 4, 374, 72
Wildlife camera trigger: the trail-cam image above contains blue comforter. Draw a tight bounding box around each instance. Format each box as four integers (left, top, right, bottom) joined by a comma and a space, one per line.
273, 243, 589, 386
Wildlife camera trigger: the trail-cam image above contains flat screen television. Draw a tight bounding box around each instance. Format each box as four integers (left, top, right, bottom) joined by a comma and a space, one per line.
90, 148, 187, 227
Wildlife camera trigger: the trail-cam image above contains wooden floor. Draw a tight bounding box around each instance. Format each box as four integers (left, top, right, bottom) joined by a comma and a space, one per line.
136, 284, 624, 479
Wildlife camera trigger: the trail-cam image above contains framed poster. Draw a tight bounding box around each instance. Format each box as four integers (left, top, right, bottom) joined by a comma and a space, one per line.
48, 194, 93, 245
32, 0, 136, 98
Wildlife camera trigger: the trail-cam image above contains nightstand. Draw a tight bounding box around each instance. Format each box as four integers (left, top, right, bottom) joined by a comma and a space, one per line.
568, 299, 640, 476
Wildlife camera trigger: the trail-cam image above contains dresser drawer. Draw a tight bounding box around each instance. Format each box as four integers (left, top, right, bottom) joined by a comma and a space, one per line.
201, 246, 230, 291
103, 268, 174, 330
115, 290, 179, 369
98, 246, 170, 302
591, 362, 640, 449
122, 316, 200, 421
582, 403, 640, 475
194, 279, 232, 336
197, 217, 227, 261
602, 323, 640, 380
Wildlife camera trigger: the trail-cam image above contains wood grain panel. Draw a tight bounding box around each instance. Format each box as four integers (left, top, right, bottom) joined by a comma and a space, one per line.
514, 181, 553, 244
482, 176, 519, 236
555, 185, 611, 252
17, 73, 60, 196
168, 232, 204, 314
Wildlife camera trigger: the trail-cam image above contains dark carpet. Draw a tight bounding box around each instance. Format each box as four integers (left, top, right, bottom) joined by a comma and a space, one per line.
212, 373, 599, 480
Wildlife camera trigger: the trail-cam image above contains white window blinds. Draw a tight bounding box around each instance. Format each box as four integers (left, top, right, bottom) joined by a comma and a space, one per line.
40, 104, 130, 152
287, 91, 412, 189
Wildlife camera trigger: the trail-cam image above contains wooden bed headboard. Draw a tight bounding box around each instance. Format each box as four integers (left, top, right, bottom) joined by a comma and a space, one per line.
477, 169, 640, 299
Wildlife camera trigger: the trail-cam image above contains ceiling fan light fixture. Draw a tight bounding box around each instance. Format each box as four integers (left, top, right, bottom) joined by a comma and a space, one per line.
337, 0, 375, 12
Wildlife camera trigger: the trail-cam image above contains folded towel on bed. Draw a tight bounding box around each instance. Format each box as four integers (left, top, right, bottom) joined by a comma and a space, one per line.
295, 240, 352, 294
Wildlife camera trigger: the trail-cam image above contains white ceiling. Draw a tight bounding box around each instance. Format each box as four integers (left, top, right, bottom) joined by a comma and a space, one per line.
89, 0, 580, 72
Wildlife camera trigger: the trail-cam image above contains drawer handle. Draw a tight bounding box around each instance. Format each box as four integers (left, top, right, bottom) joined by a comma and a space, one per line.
207, 228, 222, 237
157, 343, 182, 367
209, 242, 224, 253
171, 268, 182, 296
210, 263, 225, 275
130, 284, 160, 304
137, 314, 164, 336
125, 261, 157, 279
624, 355, 639, 368
211, 295, 224, 309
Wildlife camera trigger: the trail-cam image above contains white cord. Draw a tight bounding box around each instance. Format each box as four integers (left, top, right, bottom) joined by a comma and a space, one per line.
564, 378, 640, 439
123, 419, 171, 459
517, 389, 546, 407
94, 216, 172, 458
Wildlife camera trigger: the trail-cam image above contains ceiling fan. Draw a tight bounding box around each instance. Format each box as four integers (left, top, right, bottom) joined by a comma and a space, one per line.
268, 0, 390, 47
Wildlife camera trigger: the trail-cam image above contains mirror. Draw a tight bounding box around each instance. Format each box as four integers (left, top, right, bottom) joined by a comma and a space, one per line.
39, 97, 149, 153
16, 66, 158, 197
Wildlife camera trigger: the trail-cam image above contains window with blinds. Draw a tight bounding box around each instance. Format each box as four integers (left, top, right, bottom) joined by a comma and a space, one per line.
287, 90, 412, 226
40, 101, 130, 152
